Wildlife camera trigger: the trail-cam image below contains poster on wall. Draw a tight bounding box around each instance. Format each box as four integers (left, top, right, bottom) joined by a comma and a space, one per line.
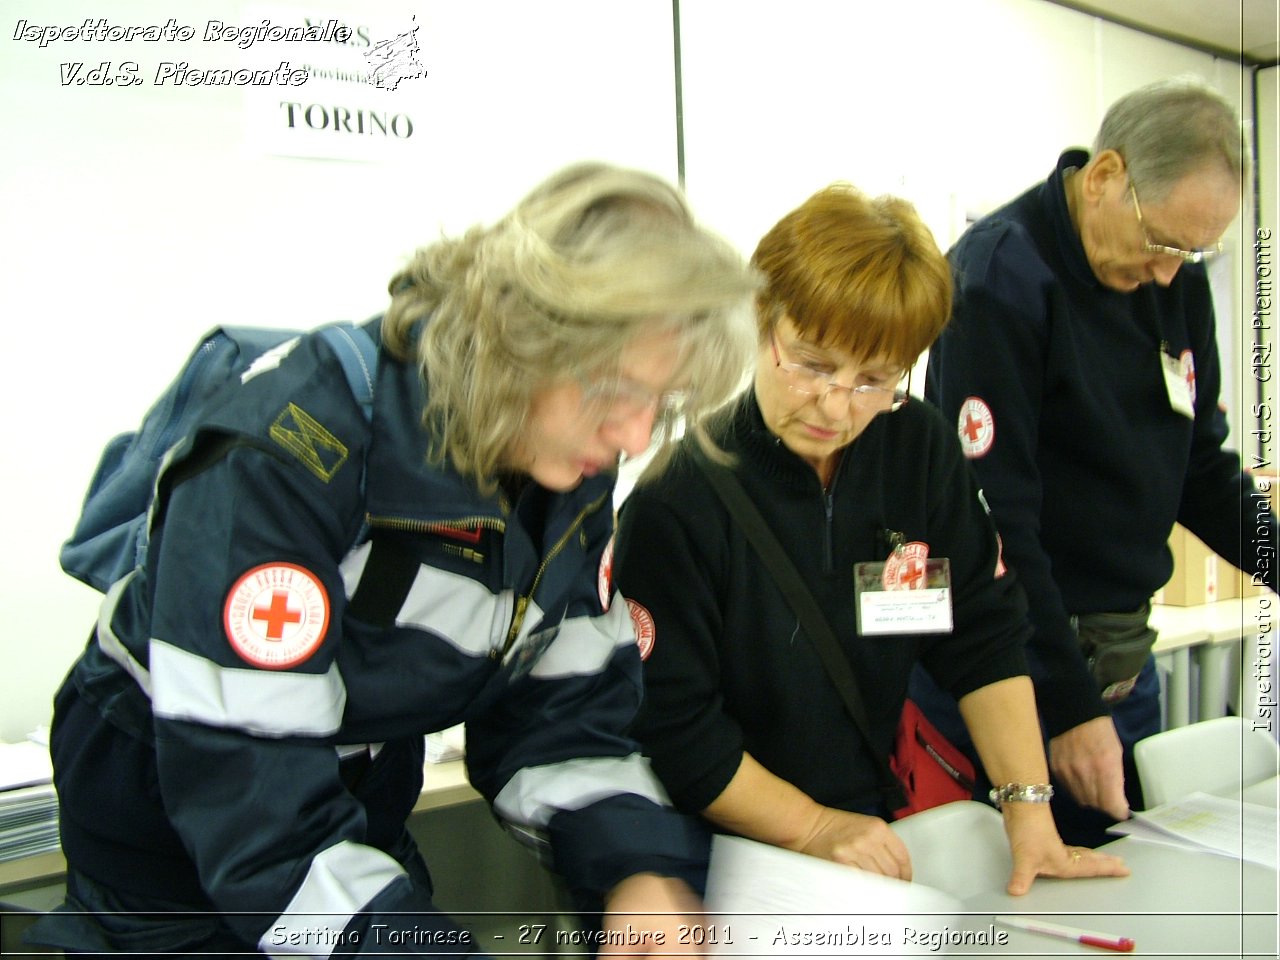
236, 5, 430, 163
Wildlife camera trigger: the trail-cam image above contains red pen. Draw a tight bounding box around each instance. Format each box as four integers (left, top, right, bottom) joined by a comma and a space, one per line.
995, 915, 1136, 952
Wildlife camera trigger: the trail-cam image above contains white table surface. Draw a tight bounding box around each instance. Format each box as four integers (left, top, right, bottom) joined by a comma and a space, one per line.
702, 835, 1276, 959
1149, 605, 1211, 654
959, 837, 1277, 958
1149, 596, 1269, 645
950, 774, 1279, 958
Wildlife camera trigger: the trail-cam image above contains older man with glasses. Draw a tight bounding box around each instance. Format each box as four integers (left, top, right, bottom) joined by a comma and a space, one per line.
919, 78, 1277, 848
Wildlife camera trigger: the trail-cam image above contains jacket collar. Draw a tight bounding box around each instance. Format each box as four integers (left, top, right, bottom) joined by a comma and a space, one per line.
1045, 148, 1103, 290
716, 390, 842, 491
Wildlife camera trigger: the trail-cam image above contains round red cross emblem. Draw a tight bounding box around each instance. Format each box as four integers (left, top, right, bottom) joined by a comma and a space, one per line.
958, 396, 995, 459
627, 599, 656, 661
598, 534, 615, 611
223, 562, 330, 669
883, 541, 930, 591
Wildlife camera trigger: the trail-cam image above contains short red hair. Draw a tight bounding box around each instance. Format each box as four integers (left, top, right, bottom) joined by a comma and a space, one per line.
752, 184, 952, 369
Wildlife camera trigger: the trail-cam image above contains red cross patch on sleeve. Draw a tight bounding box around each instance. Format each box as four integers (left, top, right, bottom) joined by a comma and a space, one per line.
626, 598, 655, 661
958, 396, 995, 459
223, 562, 330, 669
598, 534, 616, 612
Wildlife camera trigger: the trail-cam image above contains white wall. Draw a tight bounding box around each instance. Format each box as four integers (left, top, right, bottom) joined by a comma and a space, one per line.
678, 0, 1101, 254
0, 0, 679, 741
676, 0, 1249, 404
0, 0, 1265, 741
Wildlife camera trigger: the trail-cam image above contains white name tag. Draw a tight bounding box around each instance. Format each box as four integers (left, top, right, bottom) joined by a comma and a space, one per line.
854, 558, 954, 635
1161, 351, 1195, 419
858, 587, 954, 634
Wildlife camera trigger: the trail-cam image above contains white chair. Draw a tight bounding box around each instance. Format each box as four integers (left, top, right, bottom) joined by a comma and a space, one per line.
889, 800, 1011, 899
1134, 715, 1280, 808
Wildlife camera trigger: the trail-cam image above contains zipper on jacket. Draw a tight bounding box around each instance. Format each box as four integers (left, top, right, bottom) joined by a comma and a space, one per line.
365, 514, 507, 537
819, 446, 854, 574
823, 491, 835, 574
364, 514, 506, 650
442, 544, 484, 564
499, 491, 611, 658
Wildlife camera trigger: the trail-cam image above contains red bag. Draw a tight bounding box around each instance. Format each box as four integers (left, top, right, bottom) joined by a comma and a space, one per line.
889, 698, 977, 819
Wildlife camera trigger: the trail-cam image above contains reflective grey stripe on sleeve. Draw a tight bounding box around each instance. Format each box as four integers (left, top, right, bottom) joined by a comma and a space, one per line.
530, 602, 633, 679
335, 742, 384, 761
96, 569, 153, 697
397, 564, 508, 658
338, 541, 371, 598
494, 754, 671, 828
259, 839, 406, 959
150, 639, 346, 737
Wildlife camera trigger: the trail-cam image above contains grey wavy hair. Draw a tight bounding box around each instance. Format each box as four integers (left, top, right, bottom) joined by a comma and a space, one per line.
1095, 77, 1246, 202
382, 162, 759, 491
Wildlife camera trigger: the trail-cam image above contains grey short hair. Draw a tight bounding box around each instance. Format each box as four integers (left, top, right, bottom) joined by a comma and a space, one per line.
383, 162, 759, 491
1094, 78, 1246, 202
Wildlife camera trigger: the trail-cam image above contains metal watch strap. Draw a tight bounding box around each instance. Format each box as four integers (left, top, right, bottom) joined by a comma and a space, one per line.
988, 782, 1055, 809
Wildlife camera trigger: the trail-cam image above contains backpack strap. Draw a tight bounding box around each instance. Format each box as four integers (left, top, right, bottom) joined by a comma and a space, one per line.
317, 320, 381, 555
317, 322, 378, 420
346, 533, 421, 628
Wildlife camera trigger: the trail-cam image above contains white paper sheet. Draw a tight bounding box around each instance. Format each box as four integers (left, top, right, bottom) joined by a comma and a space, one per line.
704, 834, 987, 957
1109, 791, 1277, 869
425, 724, 465, 763
0, 740, 52, 791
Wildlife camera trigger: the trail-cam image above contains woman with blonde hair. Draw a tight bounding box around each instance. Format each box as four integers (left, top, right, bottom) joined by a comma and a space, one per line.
33, 162, 757, 956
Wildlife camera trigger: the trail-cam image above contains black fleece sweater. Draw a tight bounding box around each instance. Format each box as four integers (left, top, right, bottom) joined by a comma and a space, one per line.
926, 149, 1276, 737
615, 391, 1032, 815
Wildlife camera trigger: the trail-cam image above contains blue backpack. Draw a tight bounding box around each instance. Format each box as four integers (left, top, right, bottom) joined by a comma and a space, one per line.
60, 322, 378, 594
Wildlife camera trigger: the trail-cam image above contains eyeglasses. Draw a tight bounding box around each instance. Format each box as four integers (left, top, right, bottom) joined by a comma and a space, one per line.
1129, 182, 1223, 264
769, 327, 909, 413
579, 376, 690, 426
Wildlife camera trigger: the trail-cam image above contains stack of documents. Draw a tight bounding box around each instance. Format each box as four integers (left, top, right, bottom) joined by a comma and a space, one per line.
0, 739, 59, 864
424, 724, 465, 763
1110, 791, 1277, 869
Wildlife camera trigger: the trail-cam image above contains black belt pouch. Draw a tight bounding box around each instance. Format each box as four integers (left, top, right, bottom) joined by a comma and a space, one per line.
1073, 603, 1156, 703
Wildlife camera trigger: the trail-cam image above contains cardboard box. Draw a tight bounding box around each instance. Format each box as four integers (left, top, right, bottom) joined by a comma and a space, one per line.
1154, 524, 1237, 606
1154, 475, 1278, 605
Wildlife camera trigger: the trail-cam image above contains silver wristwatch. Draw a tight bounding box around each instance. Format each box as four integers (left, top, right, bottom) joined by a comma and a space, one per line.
988, 782, 1055, 809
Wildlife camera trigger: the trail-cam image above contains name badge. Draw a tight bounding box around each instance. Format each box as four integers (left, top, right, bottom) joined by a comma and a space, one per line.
506, 625, 559, 682
854, 554, 953, 635
1161, 350, 1195, 419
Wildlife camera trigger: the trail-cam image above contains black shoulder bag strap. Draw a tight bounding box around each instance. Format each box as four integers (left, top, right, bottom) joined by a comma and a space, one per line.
691, 448, 907, 812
